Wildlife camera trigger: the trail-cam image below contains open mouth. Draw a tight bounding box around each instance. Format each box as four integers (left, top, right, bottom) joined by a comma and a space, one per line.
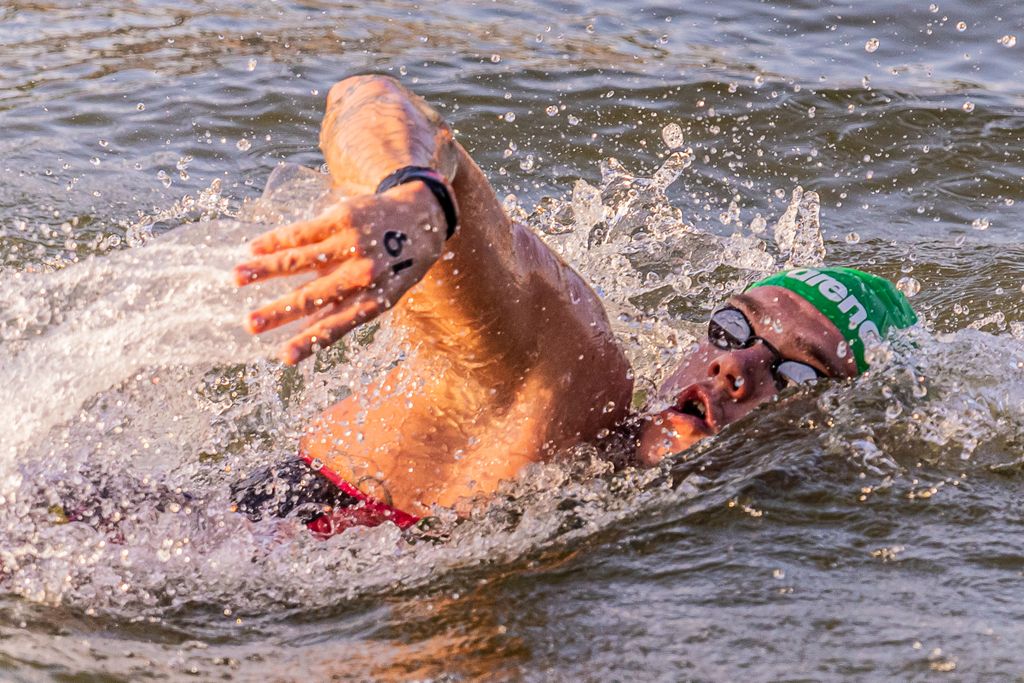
677, 396, 707, 420
671, 386, 716, 432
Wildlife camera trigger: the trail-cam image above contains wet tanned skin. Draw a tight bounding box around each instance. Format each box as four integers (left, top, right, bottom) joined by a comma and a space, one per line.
236, 76, 632, 515
635, 285, 858, 466
235, 75, 856, 516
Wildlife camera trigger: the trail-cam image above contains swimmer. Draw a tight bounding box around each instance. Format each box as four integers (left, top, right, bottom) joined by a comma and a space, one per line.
231, 75, 916, 535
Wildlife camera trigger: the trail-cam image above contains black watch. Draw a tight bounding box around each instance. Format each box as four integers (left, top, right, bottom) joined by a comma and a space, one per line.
375, 166, 459, 240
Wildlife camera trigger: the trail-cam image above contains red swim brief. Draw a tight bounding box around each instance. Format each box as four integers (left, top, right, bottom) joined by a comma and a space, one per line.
299, 454, 420, 537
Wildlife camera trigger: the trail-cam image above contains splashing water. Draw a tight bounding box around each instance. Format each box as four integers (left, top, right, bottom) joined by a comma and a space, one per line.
773, 186, 826, 268
3, 147, 1023, 647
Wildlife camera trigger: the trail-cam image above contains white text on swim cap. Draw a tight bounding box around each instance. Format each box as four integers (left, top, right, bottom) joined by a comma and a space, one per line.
786, 268, 881, 345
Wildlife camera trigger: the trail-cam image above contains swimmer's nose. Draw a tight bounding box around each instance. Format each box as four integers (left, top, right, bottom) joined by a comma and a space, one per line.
707, 344, 774, 400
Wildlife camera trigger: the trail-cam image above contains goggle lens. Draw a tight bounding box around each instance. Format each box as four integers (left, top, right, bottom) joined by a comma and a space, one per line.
708, 308, 753, 349
707, 307, 822, 388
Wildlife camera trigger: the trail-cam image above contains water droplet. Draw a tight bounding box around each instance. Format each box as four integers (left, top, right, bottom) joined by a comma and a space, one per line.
89, 157, 100, 166
136, 103, 145, 111
962, 101, 975, 113
156, 170, 171, 188
728, 82, 738, 93
567, 114, 580, 126
398, 65, 408, 75
585, 24, 595, 34
749, 214, 767, 234
503, 112, 516, 123
98, 139, 108, 148
956, 20, 967, 31
807, 106, 816, 119
545, 105, 558, 116
753, 75, 765, 87
247, 58, 257, 71
519, 154, 535, 171
865, 38, 880, 53
661, 122, 684, 149
490, 53, 501, 63
845, 231, 861, 244
897, 276, 921, 297
929, 3, 938, 12
971, 217, 989, 230
309, 458, 324, 471
236, 138, 251, 151
836, 341, 849, 358
999, 34, 1017, 47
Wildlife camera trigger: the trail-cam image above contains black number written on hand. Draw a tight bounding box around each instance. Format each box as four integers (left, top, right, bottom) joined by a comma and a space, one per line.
384, 230, 413, 275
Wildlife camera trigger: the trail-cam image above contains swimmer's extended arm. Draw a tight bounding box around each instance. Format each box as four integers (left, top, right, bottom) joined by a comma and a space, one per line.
236, 76, 632, 512
233, 76, 456, 363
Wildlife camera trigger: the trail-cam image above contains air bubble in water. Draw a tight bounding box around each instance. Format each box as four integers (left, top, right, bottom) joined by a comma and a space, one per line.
956, 21, 967, 31
971, 217, 989, 230
661, 123, 684, 149
503, 112, 516, 122
897, 276, 921, 297
156, 170, 171, 188
845, 231, 861, 244
545, 105, 558, 116
247, 58, 257, 71
999, 34, 1017, 47
962, 101, 975, 113
929, 3, 938, 11
749, 214, 767, 234
865, 38, 880, 53
519, 154, 535, 171
98, 139, 109, 148
136, 103, 145, 111
754, 75, 765, 87
567, 114, 580, 126
490, 54, 501, 63
836, 341, 848, 359
89, 157, 100, 166
236, 138, 252, 151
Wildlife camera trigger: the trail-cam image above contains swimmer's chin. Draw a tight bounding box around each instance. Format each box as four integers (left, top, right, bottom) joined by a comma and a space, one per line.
635, 408, 714, 467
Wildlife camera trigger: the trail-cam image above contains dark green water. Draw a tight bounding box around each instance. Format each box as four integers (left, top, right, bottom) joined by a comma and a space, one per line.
3, 1, 1024, 680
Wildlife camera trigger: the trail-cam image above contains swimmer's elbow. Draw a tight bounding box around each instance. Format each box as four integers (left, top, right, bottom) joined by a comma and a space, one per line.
326, 74, 402, 109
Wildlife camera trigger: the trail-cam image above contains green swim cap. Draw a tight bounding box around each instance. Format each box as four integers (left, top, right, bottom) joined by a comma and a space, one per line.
747, 267, 917, 373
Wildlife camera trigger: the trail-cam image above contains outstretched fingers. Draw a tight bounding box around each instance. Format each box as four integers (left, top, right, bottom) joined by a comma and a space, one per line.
245, 258, 376, 333
249, 204, 351, 255
234, 232, 359, 285
278, 294, 385, 365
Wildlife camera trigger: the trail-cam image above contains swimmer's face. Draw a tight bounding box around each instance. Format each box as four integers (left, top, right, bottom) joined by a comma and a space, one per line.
636, 285, 858, 466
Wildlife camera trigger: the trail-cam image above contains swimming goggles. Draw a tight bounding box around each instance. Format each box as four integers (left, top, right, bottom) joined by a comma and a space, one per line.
708, 307, 823, 388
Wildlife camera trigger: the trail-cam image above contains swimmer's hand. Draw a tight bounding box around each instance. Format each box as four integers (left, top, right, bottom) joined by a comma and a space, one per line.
233, 180, 447, 364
